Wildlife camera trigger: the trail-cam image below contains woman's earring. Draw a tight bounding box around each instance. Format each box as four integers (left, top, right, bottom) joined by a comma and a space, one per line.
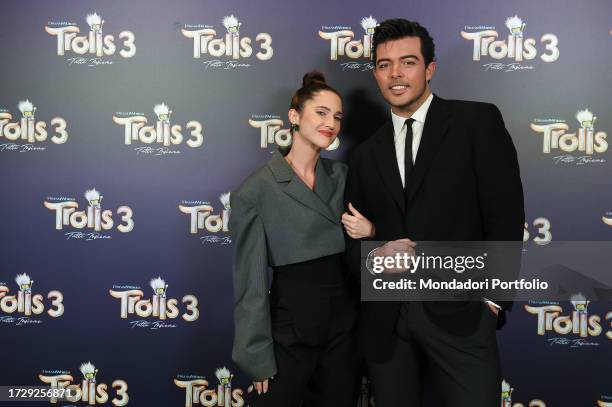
290, 123, 299, 133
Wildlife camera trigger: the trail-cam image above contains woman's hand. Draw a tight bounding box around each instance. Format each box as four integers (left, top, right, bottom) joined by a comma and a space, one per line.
252, 378, 269, 395
342, 202, 375, 239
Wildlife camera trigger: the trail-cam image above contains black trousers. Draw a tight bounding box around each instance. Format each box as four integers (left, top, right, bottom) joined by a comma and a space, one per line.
253, 255, 360, 406
368, 302, 501, 407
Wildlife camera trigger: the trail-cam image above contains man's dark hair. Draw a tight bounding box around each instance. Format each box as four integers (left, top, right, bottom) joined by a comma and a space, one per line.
372, 19, 436, 67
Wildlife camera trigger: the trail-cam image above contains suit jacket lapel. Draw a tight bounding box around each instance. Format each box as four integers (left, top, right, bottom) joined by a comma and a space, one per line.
407, 95, 450, 205
372, 122, 406, 214
313, 160, 335, 209
267, 150, 338, 224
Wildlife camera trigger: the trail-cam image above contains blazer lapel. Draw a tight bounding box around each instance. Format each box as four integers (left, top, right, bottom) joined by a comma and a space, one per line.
313, 159, 335, 209
267, 151, 338, 224
407, 95, 450, 205
372, 122, 406, 214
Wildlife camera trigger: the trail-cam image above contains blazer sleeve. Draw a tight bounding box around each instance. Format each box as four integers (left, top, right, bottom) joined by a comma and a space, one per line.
471, 104, 525, 313
229, 192, 277, 380
344, 152, 375, 288
471, 104, 524, 241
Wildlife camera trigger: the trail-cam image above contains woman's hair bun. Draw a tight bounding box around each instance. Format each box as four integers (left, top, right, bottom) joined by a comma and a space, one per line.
290, 70, 339, 113
302, 71, 326, 87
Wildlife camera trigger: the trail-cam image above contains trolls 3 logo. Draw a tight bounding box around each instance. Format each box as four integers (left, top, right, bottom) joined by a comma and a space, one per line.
175, 367, 245, 407
0, 273, 64, 325
109, 277, 199, 329
179, 194, 232, 245
501, 380, 546, 407
182, 15, 273, 68
249, 114, 340, 151
113, 103, 204, 155
524, 294, 612, 346
44, 188, 135, 240
45, 13, 136, 65
319, 16, 377, 71
531, 109, 608, 164
461, 16, 559, 71
39, 362, 129, 405
523, 217, 552, 245
0, 100, 68, 152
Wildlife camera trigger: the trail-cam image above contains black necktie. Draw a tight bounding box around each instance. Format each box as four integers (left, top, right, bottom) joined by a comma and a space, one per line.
404, 118, 415, 190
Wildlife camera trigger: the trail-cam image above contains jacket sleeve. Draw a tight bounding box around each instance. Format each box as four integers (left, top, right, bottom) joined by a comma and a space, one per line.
471, 104, 524, 242
344, 152, 376, 288
229, 192, 277, 380
471, 104, 525, 313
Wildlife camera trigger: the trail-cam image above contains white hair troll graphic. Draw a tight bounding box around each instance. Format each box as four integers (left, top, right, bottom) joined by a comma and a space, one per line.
18, 100, 36, 119
84, 188, 103, 208
361, 16, 377, 35
219, 192, 231, 210
501, 380, 513, 404
86, 12, 104, 32
150, 276, 168, 297
154, 103, 172, 122
215, 367, 234, 385
80, 361, 98, 381
505, 16, 525, 36
570, 293, 589, 313
576, 109, 596, 128
223, 15, 241, 35
15, 273, 33, 292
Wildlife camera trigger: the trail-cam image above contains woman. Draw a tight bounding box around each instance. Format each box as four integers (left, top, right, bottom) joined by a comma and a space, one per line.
229, 72, 373, 406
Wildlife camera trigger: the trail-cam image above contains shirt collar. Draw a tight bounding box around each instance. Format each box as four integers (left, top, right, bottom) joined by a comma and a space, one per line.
391, 92, 434, 137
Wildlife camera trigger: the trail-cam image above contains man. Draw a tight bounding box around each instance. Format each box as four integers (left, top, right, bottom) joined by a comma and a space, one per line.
343, 19, 524, 406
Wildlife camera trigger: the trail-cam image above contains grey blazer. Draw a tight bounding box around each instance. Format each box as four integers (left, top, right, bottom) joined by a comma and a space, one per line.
229, 150, 347, 380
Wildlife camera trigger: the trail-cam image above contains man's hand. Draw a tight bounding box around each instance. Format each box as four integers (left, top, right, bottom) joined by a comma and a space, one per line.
486, 303, 500, 316
371, 238, 416, 273
342, 202, 375, 239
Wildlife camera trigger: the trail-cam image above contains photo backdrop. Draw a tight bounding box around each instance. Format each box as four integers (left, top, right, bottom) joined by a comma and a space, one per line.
1, 0, 610, 405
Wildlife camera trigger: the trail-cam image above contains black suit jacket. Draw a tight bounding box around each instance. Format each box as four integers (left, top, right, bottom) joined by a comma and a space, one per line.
345, 95, 524, 362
